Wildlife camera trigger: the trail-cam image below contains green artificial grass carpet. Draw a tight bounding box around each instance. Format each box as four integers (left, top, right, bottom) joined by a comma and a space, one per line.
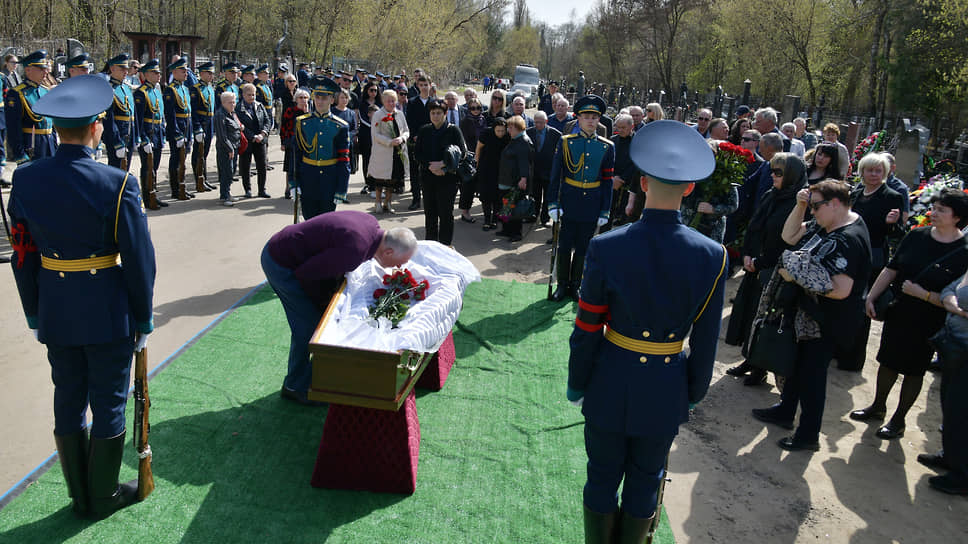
0, 279, 674, 543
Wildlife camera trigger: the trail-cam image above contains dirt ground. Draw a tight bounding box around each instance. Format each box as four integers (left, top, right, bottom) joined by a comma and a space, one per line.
1, 102, 966, 542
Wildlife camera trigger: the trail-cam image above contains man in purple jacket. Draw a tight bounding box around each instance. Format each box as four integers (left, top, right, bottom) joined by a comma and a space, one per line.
261, 210, 417, 405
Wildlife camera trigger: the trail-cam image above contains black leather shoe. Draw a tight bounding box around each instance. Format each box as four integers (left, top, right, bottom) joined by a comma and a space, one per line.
744, 369, 767, 386
777, 436, 820, 452
244, 191, 253, 198
929, 473, 968, 495
726, 361, 752, 377
522, 216, 536, 223
509, 234, 522, 242
876, 421, 905, 439
258, 191, 271, 198
280, 386, 327, 407
496, 230, 512, 237
88, 431, 139, 520
751, 406, 795, 430
157, 200, 169, 207
849, 407, 886, 422
917, 452, 950, 472
408, 201, 420, 210
204, 182, 217, 191
546, 237, 554, 244
551, 284, 571, 302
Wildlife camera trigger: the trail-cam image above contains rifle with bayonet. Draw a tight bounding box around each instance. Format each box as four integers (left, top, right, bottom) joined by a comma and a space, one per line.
177, 144, 187, 200
133, 346, 154, 500
145, 148, 159, 210
194, 140, 207, 192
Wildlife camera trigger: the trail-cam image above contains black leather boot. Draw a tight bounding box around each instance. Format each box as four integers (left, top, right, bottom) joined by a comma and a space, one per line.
54, 430, 89, 517
88, 431, 139, 520
551, 253, 572, 302
583, 505, 618, 544
617, 510, 654, 544
570, 255, 585, 301
169, 169, 188, 200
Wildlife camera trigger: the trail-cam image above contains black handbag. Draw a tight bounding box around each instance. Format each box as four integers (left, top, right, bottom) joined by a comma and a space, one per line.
929, 324, 968, 372
746, 315, 797, 377
869, 243, 968, 321
457, 151, 477, 184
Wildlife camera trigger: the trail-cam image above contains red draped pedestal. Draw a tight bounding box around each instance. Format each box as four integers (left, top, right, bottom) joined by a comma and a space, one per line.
416, 331, 455, 391
310, 390, 421, 494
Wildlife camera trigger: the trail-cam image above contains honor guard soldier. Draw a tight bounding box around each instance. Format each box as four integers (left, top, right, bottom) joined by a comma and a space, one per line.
191, 61, 217, 191
5, 50, 56, 164
255, 64, 274, 118
240, 64, 256, 86
163, 56, 194, 200
102, 53, 138, 171
215, 62, 241, 103
547, 94, 615, 302
291, 76, 351, 220
7, 75, 157, 520
134, 59, 167, 209
567, 120, 725, 543
65, 53, 91, 78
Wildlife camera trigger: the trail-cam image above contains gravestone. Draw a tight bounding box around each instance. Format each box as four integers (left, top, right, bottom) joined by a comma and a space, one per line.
713, 85, 724, 118
782, 96, 800, 124
846, 122, 860, 163
674, 107, 685, 122
895, 119, 929, 186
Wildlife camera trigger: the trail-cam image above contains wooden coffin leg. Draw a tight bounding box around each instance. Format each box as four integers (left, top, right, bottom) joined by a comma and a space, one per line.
310, 390, 420, 494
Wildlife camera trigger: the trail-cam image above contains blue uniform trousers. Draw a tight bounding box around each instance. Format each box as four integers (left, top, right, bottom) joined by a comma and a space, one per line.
584, 420, 675, 518
774, 336, 834, 443
47, 336, 135, 439
942, 359, 968, 481
261, 245, 323, 393
557, 218, 597, 259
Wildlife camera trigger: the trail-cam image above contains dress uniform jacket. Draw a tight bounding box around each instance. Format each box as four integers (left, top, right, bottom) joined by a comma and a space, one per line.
190, 80, 215, 152
134, 82, 165, 151
214, 79, 239, 103
256, 81, 274, 125
292, 110, 351, 217
102, 77, 138, 167
5, 79, 56, 163
547, 132, 615, 223
163, 80, 194, 144
569, 209, 728, 437
7, 144, 156, 345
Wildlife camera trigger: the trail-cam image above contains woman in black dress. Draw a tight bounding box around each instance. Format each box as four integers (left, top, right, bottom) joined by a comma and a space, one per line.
806, 143, 841, 184
458, 98, 487, 223
474, 117, 510, 230
752, 180, 872, 451
836, 153, 906, 371
854, 189, 968, 439
725, 153, 806, 384
495, 115, 533, 243
485, 90, 508, 127
413, 98, 467, 246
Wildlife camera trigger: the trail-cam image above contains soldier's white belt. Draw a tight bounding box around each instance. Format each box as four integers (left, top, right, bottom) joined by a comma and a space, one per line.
41, 253, 121, 273
302, 157, 339, 166
605, 328, 683, 355
565, 177, 600, 189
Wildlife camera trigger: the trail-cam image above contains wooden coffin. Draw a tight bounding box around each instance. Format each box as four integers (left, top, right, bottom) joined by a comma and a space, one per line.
307, 281, 433, 411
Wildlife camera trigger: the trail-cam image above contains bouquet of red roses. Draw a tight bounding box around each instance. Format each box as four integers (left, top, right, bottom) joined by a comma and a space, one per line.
369, 268, 430, 327
381, 111, 409, 167
704, 141, 754, 199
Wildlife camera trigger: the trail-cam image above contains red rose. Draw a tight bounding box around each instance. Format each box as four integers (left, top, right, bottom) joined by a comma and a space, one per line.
373, 288, 387, 299
401, 293, 410, 300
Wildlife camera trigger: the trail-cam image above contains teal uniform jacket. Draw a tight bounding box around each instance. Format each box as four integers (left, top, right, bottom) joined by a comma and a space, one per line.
163, 80, 194, 141
7, 144, 156, 345
292, 111, 351, 202
214, 79, 240, 103
190, 81, 215, 136
102, 77, 138, 155
4, 79, 56, 163
134, 82, 165, 148
547, 131, 614, 223
256, 81, 274, 129
569, 209, 728, 437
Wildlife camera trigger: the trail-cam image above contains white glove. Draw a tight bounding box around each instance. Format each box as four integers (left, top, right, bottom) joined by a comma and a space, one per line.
141, 142, 152, 153
176, 138, 185, 148
548, 208, 561, 222
195, 133, 204, 143
296, 187, 302, 196
31, 329, 39, 342
597, 217, 608, 227
135, 333, 149, 352
115, 148, 126, 159
333, 198, 341, 206
570, 397, 584, 407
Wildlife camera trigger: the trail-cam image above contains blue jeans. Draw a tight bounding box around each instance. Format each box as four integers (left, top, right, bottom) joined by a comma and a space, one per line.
260, 244, 323, 393
47, 336, 135, 438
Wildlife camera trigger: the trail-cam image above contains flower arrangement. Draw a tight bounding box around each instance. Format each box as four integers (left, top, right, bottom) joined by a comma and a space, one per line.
497, 187, 524, 222
369, 269, 430, 328
851, 131, 885, 172
908, 173, 965, 229
380, 111, 409, 167
689, 141, 752, 229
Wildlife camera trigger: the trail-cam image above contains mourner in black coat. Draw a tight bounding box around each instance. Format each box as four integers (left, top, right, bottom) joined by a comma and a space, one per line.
526, 114, 562, 226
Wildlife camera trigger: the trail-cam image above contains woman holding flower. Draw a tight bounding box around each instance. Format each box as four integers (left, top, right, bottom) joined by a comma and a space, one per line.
854, 189, 968, 439
679, 140, 744, 242
368, 89, 410, 213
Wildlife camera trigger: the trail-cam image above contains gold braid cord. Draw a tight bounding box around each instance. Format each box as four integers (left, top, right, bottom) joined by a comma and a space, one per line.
563, 137, 584, 175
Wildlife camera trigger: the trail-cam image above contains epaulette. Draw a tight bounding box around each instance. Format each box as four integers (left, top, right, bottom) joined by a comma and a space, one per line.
329, 115, 349, 127
295, 113, 312, 122
597, 135, 614, 146
562, 133, 579, 141
13, 83, 27, 92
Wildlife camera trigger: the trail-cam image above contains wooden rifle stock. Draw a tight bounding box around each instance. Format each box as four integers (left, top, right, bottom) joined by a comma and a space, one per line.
145, 149, 159, 209
195, 140, 206, 192
178, 145, 187, 200
133, 347, 154, 500
120, 155, 129, 172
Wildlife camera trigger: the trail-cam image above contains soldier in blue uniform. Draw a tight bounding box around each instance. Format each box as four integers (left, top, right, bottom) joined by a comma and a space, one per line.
5, 50, 56, 164
101, 53, 139, 171
567, 120, 725, 543
7, 75, 156, 520
191, 61, 217, 191
163, 57, 194, 201
65, 53, 92, 78
255, 64, 274, 120
291, 76, 351, 220
547, 95, 615, 302
215, 62, 241, 103
134, 59, 167, 209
